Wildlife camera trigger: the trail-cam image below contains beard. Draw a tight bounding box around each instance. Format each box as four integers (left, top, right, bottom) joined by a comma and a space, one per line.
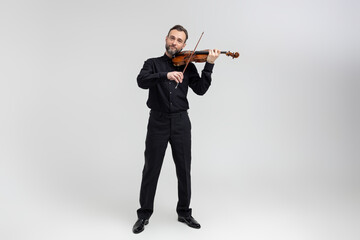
165, 43, 181, 56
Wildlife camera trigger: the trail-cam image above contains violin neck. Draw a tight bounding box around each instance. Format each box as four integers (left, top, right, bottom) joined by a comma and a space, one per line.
195, 50, 228, 55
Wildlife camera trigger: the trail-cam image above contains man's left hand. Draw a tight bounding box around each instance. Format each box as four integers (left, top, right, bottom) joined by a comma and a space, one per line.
207, 49, 221, 64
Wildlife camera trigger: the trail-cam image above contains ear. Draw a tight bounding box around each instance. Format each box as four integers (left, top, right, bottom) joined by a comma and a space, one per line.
182, 42, 186, 50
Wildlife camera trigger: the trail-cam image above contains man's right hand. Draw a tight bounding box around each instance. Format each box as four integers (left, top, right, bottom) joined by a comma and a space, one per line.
167, 71, 183, 84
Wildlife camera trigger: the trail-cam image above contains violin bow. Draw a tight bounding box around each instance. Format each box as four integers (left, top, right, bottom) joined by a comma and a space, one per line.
175, 31, 204, 89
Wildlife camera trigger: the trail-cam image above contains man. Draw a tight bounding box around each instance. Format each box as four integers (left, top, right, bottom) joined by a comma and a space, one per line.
133, 25, 220, 234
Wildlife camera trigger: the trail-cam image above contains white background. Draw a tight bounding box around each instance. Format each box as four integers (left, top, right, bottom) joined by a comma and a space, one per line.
1, 0, 359, 239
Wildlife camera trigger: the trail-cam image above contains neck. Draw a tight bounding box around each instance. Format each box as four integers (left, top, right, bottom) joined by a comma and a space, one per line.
165, 51, 172, 58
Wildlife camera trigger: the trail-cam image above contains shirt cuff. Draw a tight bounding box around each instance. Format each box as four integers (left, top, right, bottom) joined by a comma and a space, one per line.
204, 62, 214, 72
159, 72, 168, 81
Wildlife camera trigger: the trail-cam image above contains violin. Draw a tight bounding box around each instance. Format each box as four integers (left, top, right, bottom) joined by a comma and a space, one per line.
172, 32, 239, 89
172, 50, 239, 66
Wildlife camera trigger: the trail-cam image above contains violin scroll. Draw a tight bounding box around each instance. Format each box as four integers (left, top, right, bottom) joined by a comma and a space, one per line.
225, 51, 240, 59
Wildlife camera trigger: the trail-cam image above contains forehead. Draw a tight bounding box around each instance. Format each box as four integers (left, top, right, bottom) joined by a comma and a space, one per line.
168, 29, 186, 41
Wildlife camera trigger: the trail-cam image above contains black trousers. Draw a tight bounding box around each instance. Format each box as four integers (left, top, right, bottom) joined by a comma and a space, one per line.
137, 110, 192, 219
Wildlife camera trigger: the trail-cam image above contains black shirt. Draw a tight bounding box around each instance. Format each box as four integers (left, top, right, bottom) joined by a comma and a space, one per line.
137, 54, 214, 113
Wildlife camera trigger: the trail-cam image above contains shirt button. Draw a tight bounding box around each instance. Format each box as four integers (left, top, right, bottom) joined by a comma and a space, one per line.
170, 92, 172, 94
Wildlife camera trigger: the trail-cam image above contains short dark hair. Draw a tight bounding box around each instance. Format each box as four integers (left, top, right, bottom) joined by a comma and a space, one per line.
167, 25, 188, 42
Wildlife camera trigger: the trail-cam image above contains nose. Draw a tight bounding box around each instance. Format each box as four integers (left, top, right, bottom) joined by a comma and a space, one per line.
170, 39, 177, 47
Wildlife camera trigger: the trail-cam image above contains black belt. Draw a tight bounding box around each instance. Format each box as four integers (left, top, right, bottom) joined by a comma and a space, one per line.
150, 110, 188, 118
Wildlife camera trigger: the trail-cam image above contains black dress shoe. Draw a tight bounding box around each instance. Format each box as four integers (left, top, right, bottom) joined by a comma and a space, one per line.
178, 216, 201, 229
132, 218, 149, 234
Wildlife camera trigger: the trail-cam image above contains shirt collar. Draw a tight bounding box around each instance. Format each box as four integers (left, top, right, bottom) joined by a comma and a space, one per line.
162, 53, 173, 63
